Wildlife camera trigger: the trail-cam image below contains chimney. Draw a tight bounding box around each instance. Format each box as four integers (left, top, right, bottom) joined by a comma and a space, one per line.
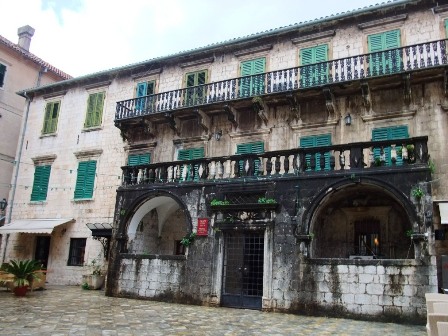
17, 25, 35, 51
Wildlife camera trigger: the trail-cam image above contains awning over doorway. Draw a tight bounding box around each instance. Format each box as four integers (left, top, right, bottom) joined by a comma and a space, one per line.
0, 218, 74, 234
439, 203, 448, 224
86, 223, 112, 237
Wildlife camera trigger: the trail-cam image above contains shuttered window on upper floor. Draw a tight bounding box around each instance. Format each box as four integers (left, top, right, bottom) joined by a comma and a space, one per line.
300, 134, 332, 171
372, 125, 409, 165
184, 70, 208, 106
177, 147, 205, 181
42, 101, 60, 134
128, 153, 151, 166
299, 44, 328, 88
84, 92, 105, 128
236, 141, 265, 176
0, 63, 6, 88
240, 57, 266, 97
368, 29, 401, 75
30, 165, 51, 202
74, 160, 97, 199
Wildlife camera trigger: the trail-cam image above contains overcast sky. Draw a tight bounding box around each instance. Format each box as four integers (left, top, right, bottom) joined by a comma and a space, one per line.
2, 0, 384, 77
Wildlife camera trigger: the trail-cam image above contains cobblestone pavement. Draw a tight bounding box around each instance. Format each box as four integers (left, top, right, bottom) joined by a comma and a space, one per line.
0, 286, 426, 336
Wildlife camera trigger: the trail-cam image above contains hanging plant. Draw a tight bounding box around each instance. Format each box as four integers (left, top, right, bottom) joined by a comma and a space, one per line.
412, 187, 424, 199
180, 232, 196, 247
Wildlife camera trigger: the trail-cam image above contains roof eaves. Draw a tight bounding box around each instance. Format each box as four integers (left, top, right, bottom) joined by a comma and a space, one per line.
18, 0, 417, 97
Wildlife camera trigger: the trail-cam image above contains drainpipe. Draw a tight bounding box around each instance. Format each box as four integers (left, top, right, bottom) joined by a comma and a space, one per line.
6, 67, 46, 223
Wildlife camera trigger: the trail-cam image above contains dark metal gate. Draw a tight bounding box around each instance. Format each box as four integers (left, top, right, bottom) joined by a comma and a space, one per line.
221, 231, 264, 309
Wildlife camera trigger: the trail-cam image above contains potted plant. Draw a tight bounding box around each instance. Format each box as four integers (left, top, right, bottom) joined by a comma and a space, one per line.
0, 259, 43, 296
82, 259, 105, 290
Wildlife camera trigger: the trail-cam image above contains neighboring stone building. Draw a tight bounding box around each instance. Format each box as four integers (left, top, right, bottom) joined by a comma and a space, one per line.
3, 0, 448, 323
0, 26, 71, 224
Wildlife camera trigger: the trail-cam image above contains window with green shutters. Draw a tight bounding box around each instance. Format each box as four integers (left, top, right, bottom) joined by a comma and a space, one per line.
372, 125, 409, 165
128, 153, 151, 166
240, 58, 266, 97
84, 92, 105, 128
42, 101, 60, 134
30, 165, 51, 201
185, 70, 208, 106
368, 29, 401, 75
300, 134, 332, 171
236, 141, 264, 176
135, 80, 155, 111
177, 147, 204, 181
0, 63, 6, 88
74, 160, 97, 199
300, 45, 328, 88
445, 19, 448, 37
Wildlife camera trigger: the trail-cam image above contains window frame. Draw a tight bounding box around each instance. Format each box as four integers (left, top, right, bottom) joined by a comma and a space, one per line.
84, 91, 105, 129
128, 153, 151, 166
184, 70, 208, 106
236, 141, 265, 176
42, 100, 61, 135
0, 63, 6, 88
74, 160, 97, 200
299, 44, 329, 88
67, 238, 86, 266
299, 134, 332, 171
367, 29, 401, 75
239, 57, 266, 97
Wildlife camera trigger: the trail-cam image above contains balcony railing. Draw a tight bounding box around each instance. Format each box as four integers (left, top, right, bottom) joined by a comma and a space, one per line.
116, 39, 447, 121
121, 136, 429, 187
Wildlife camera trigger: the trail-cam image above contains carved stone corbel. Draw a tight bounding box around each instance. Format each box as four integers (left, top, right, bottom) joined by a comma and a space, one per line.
360, 82, 371, 111
252, 97, 268, 126
142, 119, 155, 137
403, 74, 411, 105
323, 87, 335, 120
164, 113, 180, 135
195, 108, 210, 133
223, 104, 238, 128
286, 94, 301, 126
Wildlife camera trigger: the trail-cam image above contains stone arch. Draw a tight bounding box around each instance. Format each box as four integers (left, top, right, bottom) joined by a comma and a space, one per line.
122, 190, 191, 255
301, 177, 419, 259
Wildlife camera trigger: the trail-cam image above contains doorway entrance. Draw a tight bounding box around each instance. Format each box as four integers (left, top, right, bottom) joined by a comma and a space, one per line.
35, 236, 51, 268
221, 231, 264, 309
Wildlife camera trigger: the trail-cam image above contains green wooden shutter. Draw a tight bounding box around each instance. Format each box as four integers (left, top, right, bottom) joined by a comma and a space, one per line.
300, 134, 331, 171
84, 92, 105, 128
240, 58, 266, 97
42, 101, 60, 134
368, 30, 401, 75
300, 45, 328, 87
372, 125, 408, 165
445, 19, 448, 38
128, 153, 151, 166
0, 63, 6, 87
185, 71, 207, 105
31, 165, 51, 201
177, 147, 204, 181
136, 82, 148, 111
74, 160, 97, 199
236, 142, 264, 175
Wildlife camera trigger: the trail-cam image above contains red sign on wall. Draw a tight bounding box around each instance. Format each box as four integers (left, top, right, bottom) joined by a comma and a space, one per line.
197, 218, 209, 236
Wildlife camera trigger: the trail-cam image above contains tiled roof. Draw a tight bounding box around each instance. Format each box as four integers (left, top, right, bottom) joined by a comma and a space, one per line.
0, 34, 72, 80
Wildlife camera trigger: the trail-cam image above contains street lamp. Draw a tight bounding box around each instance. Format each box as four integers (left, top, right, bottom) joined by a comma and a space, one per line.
0, 198, 7, 212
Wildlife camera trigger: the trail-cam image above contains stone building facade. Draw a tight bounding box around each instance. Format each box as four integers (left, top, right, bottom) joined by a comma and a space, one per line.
0, 26, 71, 223
2, 0, 448, 323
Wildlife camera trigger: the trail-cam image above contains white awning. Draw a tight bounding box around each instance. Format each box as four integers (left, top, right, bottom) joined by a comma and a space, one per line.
439, 203, 448, 225
0, 218, 74, 234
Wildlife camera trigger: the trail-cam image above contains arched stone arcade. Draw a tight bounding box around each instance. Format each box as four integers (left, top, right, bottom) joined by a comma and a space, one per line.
302, 178, 420, 259
123, 193, 191, 255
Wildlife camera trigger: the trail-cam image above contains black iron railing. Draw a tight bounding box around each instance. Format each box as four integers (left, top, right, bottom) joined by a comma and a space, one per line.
115, 39, 447, 121
121, 136, 429, 186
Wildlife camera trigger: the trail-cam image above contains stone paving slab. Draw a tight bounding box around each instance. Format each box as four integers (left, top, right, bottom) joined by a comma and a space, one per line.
0, 286, 426, 335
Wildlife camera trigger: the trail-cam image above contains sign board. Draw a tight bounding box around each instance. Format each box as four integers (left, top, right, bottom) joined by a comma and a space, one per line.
197, 218, 209, 236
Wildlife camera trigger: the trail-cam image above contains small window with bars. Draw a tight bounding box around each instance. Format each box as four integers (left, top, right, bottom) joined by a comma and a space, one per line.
67, 238, 86, 266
